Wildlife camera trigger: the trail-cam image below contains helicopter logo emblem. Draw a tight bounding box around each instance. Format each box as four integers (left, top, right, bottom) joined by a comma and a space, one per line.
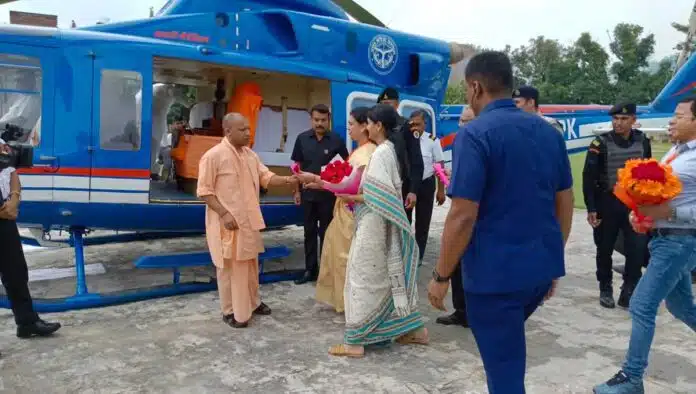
368, 34, 398, 75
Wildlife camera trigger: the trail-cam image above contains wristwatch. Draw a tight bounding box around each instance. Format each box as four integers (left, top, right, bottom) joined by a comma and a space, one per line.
432, 268, 450, 283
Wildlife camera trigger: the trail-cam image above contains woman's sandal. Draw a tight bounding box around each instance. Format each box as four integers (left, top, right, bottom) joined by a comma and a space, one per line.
396, 328, 430, 345
328, 344, 365, 358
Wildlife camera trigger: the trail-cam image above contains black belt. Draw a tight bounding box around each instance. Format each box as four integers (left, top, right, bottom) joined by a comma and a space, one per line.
649, 228, 696, 237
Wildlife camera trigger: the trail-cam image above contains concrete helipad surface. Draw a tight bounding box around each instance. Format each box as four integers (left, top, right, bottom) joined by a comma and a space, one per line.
0, 205, 694, 393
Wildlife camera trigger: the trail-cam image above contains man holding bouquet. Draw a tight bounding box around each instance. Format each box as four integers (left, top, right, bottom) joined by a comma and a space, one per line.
582, 102, 652, 309
593, 96, 696, 394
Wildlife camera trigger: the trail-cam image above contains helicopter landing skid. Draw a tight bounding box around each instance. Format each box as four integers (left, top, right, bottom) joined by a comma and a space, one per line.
0, 227, 304, 313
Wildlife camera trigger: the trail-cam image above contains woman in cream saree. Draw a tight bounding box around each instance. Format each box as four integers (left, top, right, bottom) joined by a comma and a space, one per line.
314, 107, 376, 312
329, 104, 428, 357
296, 107, 377, 313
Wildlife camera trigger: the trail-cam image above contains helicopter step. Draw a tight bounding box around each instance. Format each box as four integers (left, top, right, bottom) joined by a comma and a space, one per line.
1, 228, 302, 313
133, 245, 297, 285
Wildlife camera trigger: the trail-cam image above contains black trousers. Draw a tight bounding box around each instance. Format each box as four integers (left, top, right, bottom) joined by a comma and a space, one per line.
595, 194, 644, 287
301, 197, 335, 276
451, 261, 468, 318
405, 176, 436, 261
0, 219, 39, 326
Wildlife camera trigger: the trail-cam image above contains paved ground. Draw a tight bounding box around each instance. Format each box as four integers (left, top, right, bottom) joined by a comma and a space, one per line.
0, 204, 695, 393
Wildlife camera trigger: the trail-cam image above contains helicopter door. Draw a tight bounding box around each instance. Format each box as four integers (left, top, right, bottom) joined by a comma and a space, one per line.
89, 55, 152, 204
0, 44, 55, 204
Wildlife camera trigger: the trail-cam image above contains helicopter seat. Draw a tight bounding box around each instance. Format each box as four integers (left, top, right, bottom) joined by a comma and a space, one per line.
134, 245, 292, 285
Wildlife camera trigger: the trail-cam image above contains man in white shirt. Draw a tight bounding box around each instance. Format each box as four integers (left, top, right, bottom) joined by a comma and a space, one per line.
0, 139, 61, 356
406, 110, 446, 264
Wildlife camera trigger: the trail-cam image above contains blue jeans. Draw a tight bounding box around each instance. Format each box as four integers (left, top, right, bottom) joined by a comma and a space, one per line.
622, 234, 696, 380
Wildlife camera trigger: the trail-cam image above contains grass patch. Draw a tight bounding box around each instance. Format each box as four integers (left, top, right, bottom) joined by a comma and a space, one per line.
570, 141, 671, 209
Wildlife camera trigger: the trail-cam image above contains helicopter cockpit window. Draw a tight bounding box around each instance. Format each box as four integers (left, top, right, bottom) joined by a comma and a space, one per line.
99, 69, 143, 151
0, 54, 42, 147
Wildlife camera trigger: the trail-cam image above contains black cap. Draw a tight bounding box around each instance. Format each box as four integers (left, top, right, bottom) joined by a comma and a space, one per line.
512, 86, 539, 102
608, 102, 636, 116
378, 87, 399, 103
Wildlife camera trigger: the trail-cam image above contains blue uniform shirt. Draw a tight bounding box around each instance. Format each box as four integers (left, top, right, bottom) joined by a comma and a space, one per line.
448, 99, 573, 294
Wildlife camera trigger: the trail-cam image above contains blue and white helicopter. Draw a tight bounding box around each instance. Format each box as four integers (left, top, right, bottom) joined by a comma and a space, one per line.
0, 0, 469, 312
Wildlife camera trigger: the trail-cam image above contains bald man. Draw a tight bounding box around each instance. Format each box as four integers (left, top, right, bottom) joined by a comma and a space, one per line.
197, 113, 300, 328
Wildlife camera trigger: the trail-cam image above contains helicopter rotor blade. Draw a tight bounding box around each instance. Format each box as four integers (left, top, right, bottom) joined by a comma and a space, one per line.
331, 0, 386, 27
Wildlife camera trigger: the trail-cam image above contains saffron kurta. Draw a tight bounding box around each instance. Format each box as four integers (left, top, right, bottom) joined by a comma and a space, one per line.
197, 138, 275, 323
315, 143, 376, 312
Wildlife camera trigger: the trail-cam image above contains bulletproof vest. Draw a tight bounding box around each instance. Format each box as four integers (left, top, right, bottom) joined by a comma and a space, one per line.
602, 132, 645, 189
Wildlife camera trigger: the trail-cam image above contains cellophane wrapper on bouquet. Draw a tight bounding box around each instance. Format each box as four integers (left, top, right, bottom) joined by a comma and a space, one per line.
320, 155, 364, 211
613, 158, 682, 233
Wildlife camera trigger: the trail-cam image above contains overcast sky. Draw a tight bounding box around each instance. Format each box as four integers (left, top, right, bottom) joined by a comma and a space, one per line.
0, 0, 693, 60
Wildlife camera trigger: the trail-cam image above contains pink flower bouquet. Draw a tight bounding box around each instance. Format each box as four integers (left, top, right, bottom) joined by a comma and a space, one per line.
320, 155, 364, 211
320, 156, 363, 195
433, 163, 450, 188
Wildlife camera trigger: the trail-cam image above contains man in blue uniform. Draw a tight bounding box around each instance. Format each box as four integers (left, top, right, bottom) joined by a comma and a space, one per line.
427, 51, 575, 394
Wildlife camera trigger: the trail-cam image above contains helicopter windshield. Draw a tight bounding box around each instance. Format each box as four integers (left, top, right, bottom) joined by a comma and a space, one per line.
0, 53, 42, 146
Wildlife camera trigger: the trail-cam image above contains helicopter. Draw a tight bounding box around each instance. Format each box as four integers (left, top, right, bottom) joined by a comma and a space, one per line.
0, 0, 469, 312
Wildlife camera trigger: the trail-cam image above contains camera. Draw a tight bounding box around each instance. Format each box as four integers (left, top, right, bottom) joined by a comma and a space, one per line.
0, 140, 33, 170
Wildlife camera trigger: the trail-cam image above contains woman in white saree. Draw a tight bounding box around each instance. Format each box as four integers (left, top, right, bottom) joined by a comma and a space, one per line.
329, 104, 428, 358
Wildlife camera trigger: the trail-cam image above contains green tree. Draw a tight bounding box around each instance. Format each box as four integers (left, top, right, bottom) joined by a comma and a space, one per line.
566, 32, 613, 104
671, 21, 695, 52
509, 36, 576, 103
608, 23, 674, 104
609, 23, 655, 84
445, 82, 466, 104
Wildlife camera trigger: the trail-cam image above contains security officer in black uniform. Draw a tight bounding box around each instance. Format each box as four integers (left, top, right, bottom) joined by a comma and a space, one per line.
377, 87, 424, 212
582, 102, 652, 309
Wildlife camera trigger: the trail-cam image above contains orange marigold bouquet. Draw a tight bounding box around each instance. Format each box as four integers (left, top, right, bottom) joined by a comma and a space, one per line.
613, 158, 682, 233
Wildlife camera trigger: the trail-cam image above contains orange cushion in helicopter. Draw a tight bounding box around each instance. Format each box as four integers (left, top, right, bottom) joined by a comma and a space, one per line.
226, 82, 263, 148
171, 134, 222, 180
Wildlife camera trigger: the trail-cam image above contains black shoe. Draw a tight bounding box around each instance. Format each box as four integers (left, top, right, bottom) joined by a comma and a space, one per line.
17, 319, 61, 338
222, 314, 248, 328
617, 283, 636, 309
253, 302, 272, 316
599, 284, 615, 309
294, 271, 316, 285
435, 312, 469, 327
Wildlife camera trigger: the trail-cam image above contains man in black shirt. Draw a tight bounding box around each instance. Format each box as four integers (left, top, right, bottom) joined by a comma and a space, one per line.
291, 104, 349, 285
582, 102, 651, 309
377, 87, 424, 212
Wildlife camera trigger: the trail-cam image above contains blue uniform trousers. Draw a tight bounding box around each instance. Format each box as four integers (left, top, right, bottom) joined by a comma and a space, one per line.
465, 281, 552, 394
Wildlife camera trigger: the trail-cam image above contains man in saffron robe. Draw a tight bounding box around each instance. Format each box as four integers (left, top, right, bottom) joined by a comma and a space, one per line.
197, 112, 300, 328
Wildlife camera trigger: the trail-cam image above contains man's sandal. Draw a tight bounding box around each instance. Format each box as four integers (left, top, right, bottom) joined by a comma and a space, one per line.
328, 344, 365, 358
